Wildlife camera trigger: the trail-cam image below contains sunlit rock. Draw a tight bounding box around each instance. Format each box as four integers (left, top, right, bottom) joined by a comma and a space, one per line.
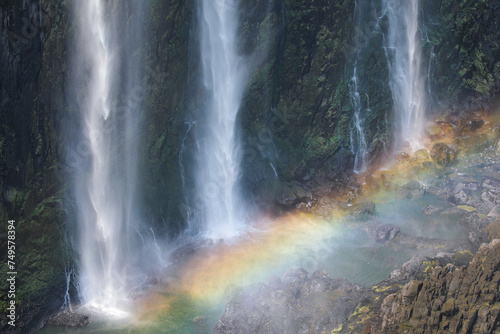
487, 205, 500, 217
414, 148, 429, 160
378, 240, 500, 333
396, 151, 410, 162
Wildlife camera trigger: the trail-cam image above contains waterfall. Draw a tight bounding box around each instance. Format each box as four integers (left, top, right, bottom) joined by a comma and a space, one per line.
349, 64, 368, 174
348, 0, 380, 173
193, 0, 248, 238
383, 0, 426, 151
72, 0, 146, 314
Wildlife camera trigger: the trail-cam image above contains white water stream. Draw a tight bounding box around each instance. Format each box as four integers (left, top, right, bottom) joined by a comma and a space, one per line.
195, 0, 248, 238
384, 0, 426, 151
73, 0, 146, 315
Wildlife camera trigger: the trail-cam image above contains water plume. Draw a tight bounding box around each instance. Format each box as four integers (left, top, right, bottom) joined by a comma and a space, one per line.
192, 0, 250, 239
384, 0, 426, 152
71, 0, 149, 315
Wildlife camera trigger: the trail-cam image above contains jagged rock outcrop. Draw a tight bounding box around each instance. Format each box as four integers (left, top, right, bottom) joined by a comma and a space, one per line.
214, 240, 500, 334
377, 240, 500, 334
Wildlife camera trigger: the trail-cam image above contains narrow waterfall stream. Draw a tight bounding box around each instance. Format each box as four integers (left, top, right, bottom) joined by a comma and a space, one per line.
349, 63, 368, 173
347, 0, 381, 174
349, 0, 427, 169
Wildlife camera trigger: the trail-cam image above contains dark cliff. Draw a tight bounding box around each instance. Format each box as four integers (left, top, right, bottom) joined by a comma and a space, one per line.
0, 0, 68, 332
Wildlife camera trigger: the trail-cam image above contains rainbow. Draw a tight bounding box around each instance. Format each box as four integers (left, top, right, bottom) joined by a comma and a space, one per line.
133, 212, 345, 326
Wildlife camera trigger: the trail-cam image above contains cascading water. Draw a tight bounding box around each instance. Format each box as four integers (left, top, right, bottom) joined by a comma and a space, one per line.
383, 0, 426, 151
72, 0, 146, 314
348, 0, 381, 173
193, 0, 248, 238
349, 64, 368, 173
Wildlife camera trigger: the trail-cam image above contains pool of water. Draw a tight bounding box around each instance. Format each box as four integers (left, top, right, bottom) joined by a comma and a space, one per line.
374, 193, 465, 240
309, 227, 417, 286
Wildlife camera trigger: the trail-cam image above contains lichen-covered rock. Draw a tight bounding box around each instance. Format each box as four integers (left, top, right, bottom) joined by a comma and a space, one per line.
377, 239, 500, 334
239, 0, 361, 188
229, 237, 498, 334
429, 0, 500, 100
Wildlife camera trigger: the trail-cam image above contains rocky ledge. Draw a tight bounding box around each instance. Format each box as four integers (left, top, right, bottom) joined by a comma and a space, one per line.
376, 239, 500, 334
214, 239, 500, 334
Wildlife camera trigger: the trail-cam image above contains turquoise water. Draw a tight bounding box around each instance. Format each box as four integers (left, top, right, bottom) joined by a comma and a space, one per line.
375, 194, 464, 240
312, 227, 416, 286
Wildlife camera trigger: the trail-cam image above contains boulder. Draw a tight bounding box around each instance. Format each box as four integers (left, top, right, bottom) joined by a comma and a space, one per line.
348, 201, 376, 220
482, 176, 500, 202
364, 222, 401, 242
47, 311, 89, 327
421, 205, 442, 215
430, 143, 457, 166
377, 240, 500, 333
449, 188, 470, 205
414, 149, 429, 160
487, 204, 500, 217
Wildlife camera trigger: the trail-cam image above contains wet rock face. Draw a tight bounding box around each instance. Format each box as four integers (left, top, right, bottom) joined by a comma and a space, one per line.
0, 1, 69, 333
214, 269, 365, 334
430, 143, 457, 166
378, 240, 500, 334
